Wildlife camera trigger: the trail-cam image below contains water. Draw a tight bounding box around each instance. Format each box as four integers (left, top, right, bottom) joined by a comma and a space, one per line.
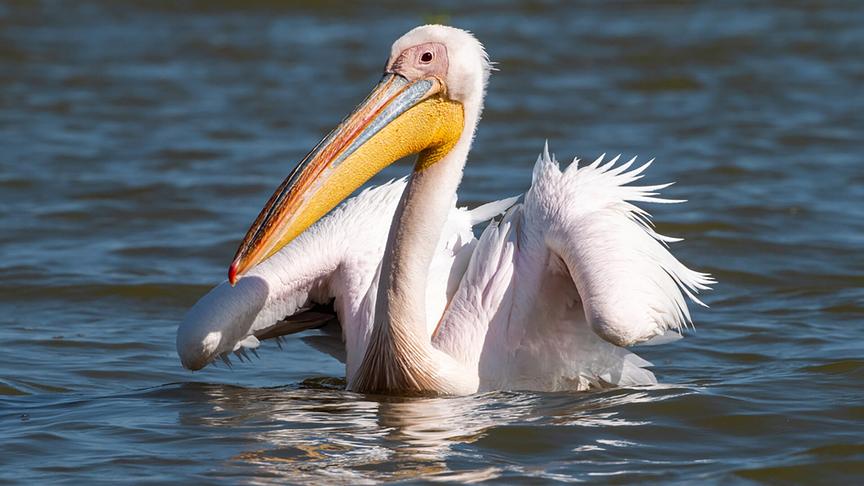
1, 1, 862, 483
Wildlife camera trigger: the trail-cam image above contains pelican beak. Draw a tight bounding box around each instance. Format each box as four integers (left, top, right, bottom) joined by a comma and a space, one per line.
228, 73, 465, 284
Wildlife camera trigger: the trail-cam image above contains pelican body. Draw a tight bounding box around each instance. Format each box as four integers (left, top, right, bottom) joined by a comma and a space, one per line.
177, 26, 713, 396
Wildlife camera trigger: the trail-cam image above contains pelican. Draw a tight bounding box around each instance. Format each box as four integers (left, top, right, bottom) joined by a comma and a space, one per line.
177, 25, 713, 395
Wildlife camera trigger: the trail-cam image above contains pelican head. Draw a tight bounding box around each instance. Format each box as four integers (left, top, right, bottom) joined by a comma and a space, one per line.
228, 25, 491, 283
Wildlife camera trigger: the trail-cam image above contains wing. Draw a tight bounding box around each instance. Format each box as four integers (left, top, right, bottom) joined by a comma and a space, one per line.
433, 145, 712, 392
176, 180, 408, 370
527, 145, 714, 347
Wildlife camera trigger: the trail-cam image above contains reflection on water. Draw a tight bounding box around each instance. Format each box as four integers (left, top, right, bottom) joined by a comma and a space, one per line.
183, 385, 517, 481
161, 382, 689, 483
1, 0, 863, 483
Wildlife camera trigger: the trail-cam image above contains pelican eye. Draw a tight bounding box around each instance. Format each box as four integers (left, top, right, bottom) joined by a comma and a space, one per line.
420, 51, 433, 63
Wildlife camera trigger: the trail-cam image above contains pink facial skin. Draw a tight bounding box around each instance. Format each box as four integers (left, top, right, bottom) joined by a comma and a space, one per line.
388, 42, 450, 82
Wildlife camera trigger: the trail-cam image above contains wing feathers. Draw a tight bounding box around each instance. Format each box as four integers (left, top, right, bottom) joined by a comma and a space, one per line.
466, 195, 521, 226
528, 147, 713, 347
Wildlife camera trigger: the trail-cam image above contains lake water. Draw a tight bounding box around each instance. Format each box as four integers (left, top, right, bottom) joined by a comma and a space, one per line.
1, 1, 862, 483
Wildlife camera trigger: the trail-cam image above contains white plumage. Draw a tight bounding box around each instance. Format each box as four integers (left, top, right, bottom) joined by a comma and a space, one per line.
176, 25, 713, 395
178, 145, 712, 392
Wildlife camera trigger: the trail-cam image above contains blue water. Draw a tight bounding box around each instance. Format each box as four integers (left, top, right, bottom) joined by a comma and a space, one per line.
1, 1, 862, 483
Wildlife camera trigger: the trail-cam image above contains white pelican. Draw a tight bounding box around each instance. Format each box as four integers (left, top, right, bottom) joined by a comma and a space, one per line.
177, 25, 713, 395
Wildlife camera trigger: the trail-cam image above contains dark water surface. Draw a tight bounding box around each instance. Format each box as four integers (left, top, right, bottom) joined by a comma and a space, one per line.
2, 1, 863, 483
